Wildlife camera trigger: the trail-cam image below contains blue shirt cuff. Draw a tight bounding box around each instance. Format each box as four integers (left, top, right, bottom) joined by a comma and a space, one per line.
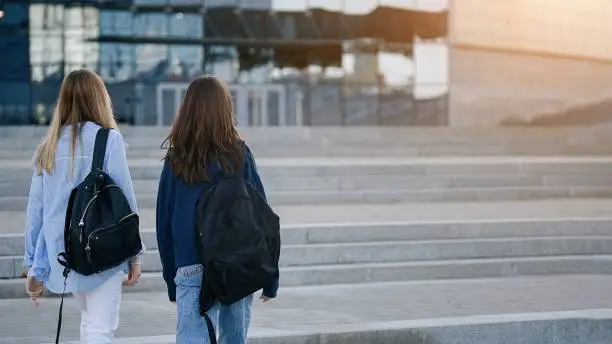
23, 255, 34, 268
27, 266, 50, 282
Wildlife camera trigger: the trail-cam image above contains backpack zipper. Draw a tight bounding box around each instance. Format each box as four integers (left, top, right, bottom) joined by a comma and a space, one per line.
85, 212, 137, 254
78, 184, 120, 227
77, 184, 120, 244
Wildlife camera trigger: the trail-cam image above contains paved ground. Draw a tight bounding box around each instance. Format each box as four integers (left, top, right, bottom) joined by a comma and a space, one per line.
3, 199, 612, 235
1, 275, 612, 344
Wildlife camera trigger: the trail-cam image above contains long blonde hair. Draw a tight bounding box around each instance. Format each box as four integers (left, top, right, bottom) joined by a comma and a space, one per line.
34, 69, 118, 175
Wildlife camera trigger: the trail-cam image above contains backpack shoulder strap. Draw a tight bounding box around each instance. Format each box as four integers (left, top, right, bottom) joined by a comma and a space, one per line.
91, 128, 111, 172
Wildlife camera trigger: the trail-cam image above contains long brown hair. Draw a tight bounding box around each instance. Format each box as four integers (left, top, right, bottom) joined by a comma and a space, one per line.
162, 76, 243, 184
34, 69, 118, 175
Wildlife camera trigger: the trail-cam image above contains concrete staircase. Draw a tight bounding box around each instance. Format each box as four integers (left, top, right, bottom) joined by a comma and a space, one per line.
2, 157, 612, 210
1, 126, 612, 301
2, 217, 612, 299
2, 125, 612, 158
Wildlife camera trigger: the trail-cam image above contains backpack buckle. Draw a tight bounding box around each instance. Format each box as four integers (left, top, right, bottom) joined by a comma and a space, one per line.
94, 168, 104, 181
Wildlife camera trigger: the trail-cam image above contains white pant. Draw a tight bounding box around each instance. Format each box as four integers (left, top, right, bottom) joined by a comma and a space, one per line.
73, 272, 123, 344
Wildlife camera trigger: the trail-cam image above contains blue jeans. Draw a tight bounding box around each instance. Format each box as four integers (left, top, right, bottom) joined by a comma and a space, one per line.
174, 264, 254, 344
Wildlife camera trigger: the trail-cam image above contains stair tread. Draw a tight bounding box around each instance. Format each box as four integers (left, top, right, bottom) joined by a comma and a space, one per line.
2, 254, 612, 278
281, 254, 612, 271
5, 155, 612, 169
3, 235, 612, 258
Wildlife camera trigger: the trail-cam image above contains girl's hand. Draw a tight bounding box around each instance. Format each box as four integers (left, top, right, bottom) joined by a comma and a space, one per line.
123, 263, 142, 287
25, 275, 44, 306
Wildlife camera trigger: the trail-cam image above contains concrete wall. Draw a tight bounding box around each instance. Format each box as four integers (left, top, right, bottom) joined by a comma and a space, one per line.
448, 47, 612, 126
451, 0, 612, 60
447, 0, 612, 127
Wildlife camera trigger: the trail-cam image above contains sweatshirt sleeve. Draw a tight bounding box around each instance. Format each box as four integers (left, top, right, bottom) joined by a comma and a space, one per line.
243, 145, 267, 201
243, 144, 279, 299
156, 160, 177, 301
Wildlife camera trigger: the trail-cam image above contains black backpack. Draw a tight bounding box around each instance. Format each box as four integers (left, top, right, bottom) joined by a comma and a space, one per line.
196, 154, 281, 344
55, 128, 142, 344
58, 127, 142, 276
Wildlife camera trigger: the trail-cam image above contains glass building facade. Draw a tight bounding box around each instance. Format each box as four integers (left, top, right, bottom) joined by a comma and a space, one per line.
7, 0, 274, 125
0, 1, 31, 124
0, 0, 450, 126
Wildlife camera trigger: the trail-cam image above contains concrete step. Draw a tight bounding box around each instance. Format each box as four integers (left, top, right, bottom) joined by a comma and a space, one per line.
5, 200, 612, 237
2, 126, 612, 157
1, 133, 587, 148
2, 124, 610, 139
2, 255, 612, 299
0, 127, 601, 142
0, 145, 513, 159
6, 143, 612, 158
4, 219, 612, 256
4, 236, 612, 278
178, 186, 612, 205
9, 173, 612, 197
1, 186, 611, 211
133, 174, 612, 193
4, 185, 612, 211
4, 157, 612, 183
0, 175, 612, 197
0, 174, 561, 197
53, 314, 612, 344
4, 156, 612, 183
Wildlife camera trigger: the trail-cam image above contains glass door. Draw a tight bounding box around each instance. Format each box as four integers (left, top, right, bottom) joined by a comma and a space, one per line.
156, 82, 189, 126
158, 82, 287, 127
247, 88, 266, 126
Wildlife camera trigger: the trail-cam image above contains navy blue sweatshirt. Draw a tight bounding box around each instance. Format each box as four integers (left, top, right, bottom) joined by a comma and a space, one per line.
155, 145, 279, 302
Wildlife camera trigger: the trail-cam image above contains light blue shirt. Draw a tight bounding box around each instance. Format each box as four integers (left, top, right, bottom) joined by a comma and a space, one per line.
24, 121, 140, 294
